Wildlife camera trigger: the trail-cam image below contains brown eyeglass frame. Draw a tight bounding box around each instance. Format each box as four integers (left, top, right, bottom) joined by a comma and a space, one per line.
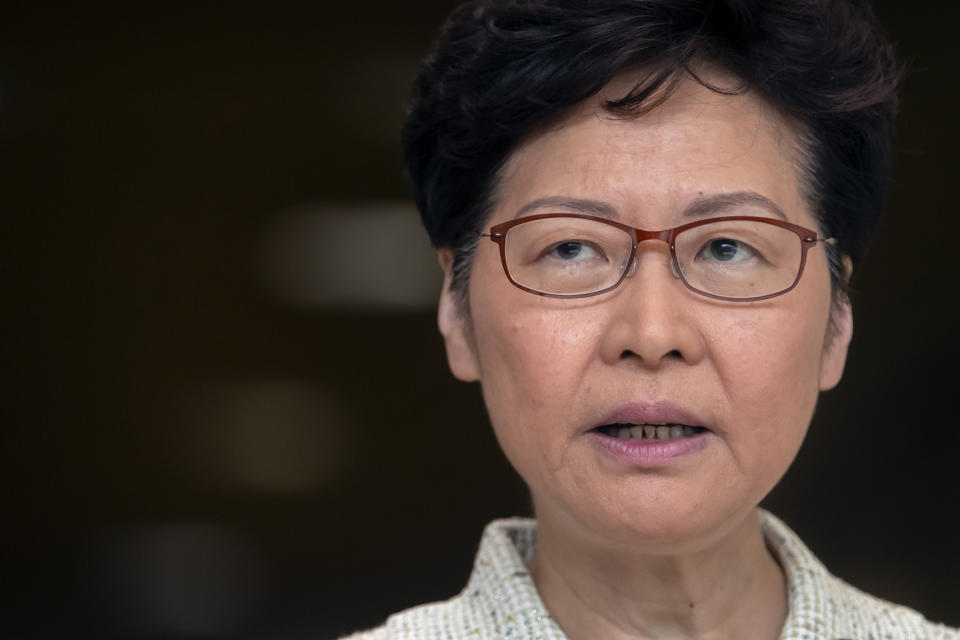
483, 213, 834, 302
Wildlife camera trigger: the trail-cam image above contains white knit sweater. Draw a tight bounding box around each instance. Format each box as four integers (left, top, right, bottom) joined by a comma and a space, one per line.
341, 510, 958, 639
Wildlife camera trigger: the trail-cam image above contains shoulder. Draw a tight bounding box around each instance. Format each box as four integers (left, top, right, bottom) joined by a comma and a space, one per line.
336, 593, 481, 640
823, 575, 960, 639
819, 569, 960, 639
760, 510, 960, 639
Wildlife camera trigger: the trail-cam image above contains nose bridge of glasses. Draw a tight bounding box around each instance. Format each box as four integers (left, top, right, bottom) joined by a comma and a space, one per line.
633, 227, 674, 244
625, 228, 680, 279
630, 228, 677, 259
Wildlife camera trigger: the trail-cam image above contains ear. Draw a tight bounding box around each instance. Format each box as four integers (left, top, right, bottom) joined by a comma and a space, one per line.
437, 249, 480, 382
819, 256, 854, 391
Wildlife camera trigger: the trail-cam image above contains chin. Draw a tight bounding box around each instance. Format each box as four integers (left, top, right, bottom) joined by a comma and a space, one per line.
533, 473, 767, 555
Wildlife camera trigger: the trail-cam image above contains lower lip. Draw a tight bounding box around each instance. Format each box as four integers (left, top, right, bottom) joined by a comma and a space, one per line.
587, 429, 710, 467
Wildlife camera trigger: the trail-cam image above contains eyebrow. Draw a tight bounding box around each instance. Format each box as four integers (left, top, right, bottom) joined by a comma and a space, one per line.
513, 191, 788, 222
512, 196, 619, 219
683, 191, 788, 221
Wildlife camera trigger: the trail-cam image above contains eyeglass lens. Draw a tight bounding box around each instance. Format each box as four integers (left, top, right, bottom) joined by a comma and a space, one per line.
502, 217, 804, 299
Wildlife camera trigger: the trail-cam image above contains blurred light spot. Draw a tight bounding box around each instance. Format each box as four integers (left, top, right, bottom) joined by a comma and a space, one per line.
192, 381, 349, 493
108, 524, 264, 636
259, 201, 442, 310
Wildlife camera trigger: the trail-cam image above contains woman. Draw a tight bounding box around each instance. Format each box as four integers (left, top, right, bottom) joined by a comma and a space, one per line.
345, 1, 958, 638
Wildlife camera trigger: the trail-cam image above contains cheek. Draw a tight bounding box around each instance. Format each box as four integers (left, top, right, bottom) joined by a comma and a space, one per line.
719, 316, 822, 403
471, 300, 606, 467
709, 304, 827, 470
475, 306, 599, 406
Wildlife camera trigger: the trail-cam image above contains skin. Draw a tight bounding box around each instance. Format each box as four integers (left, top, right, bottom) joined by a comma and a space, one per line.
437, 70, 853, 640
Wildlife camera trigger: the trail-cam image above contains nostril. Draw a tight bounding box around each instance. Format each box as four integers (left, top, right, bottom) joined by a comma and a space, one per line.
621, 348, 683, 360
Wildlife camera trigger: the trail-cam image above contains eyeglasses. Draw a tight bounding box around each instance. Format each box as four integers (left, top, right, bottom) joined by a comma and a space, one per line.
483, 213, 835, 301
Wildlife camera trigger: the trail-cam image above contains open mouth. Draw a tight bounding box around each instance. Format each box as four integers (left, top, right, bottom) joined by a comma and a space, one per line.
594, 423, 707, 441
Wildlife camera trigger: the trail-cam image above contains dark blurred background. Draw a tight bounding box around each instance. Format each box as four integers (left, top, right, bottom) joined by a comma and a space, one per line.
3, 2, 958, 638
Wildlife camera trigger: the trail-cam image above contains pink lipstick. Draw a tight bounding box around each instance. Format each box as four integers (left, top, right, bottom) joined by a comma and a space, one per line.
587, 401, 712, 467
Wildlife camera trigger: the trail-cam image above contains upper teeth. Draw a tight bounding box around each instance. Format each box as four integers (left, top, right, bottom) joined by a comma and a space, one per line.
610, 424, 697, 440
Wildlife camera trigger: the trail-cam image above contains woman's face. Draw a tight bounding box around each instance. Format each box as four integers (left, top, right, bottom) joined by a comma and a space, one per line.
438, 72, 853, 553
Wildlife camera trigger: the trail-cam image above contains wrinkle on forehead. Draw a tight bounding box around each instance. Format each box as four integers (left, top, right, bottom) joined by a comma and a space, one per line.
492, 62, 815, 214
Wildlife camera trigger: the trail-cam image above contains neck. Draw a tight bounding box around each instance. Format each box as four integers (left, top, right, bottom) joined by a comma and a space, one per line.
528, 508, 787, 640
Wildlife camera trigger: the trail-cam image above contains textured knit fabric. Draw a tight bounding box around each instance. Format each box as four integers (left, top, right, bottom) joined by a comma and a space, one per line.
341, 510, 958, 639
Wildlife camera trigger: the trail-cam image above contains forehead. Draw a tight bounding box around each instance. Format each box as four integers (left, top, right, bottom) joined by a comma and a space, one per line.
494, 69, 810, 227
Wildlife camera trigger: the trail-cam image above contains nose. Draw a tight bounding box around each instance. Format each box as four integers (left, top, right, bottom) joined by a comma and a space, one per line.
598, 243, 706, 369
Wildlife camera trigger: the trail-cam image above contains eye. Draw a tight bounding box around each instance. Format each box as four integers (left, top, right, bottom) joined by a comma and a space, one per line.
701, 238, 756, 263
546, 240, 603, 262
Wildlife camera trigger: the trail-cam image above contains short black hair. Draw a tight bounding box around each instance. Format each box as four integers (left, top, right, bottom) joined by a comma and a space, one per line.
402, 0, 900, 303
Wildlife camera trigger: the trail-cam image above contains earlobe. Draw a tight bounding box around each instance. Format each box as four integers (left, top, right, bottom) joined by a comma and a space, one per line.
819, 256, 854, 391
819, 298, 852, 390
437, 250, 480, 382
